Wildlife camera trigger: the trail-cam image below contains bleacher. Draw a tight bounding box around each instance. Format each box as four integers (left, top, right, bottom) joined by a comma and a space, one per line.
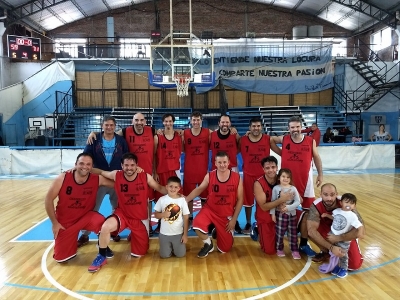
260, 106, 302, 136
227, 107, 261, 136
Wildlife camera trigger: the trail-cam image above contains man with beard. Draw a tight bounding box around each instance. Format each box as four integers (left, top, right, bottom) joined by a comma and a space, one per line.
307, 183, 364, 269
239, 117, 271, 234
270, 115, 323, 257
88, 152, 167, 272
45, 152, 114, 263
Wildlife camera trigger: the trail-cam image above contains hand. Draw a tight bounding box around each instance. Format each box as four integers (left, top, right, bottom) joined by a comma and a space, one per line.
326, 233, 341, 244
181, 234, 188, 244
331, 245, 345, 258
230, 127, 238, 135
316, 174, 323, 187
154, 173, 160, 182
279, 190, 294, 203
226, 218, 235, 232
156, 128, 164, 135
321, 213, 328, 218
135, 166, 144, 173
176, 129, 184, 136
163, 210, 171, 219
52, 221, 65, 239
280, 206, 288, 213
86, 132, 97, 145
244, 130, 250, 136
65, 166, 76, 173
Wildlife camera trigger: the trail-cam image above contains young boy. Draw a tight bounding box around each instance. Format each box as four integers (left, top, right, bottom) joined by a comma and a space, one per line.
321, 193, 365, 278
154, 176, 190, 258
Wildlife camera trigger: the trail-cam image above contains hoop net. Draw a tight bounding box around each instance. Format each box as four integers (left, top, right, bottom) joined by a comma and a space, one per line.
173, 75, 191, 97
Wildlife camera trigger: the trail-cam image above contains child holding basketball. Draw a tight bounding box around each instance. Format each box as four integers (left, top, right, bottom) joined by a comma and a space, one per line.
270, 168, 301, 259
321, 193, 365, 278
154, 176, 190, 258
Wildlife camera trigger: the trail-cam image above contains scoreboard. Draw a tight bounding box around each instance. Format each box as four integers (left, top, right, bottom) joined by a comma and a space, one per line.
7, 35, 41, 60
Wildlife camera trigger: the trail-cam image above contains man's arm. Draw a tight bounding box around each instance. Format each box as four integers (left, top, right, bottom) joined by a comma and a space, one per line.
153, 135, 159, 179
147, 174, 168, 195
270, 136, 283, 156
312, 140, 323, 187
44, 174, 66, 239
98, 174, 116, 188
186, 173, 209, 202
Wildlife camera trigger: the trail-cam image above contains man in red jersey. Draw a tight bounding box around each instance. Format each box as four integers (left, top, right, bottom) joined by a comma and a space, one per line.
182, 111, 212, 220
185, 151, 243, 258
45, 152, 113, 263
88, 152, 167, 272
210, 114, 240, 172
307, 183, 364, 269
270, 115, 323, 210
253, 156, 293, 254
239, 117, 271, 234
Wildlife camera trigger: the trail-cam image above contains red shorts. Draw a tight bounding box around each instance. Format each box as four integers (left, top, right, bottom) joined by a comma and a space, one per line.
258, 221, 276, 255
243, 173, 261, 207
183, 181, 208, 200
111, 208, 149, 257
192, 207, 234, 253
154, 170, 181, 202
54, 211, 105, 262
301, 196, 315, 210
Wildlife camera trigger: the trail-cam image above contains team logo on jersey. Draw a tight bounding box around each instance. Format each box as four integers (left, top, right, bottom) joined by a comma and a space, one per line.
191, 146, 202, 155
134, 145, 146, 153
165, 151, 175, 159
125, 195, 141, 205
250, 154, 262, 163
288, 153, 303, 162
68, 200, 85, 209
216, 196, 229, 205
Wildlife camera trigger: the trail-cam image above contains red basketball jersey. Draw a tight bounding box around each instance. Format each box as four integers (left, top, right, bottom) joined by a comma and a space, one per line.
210, 131, 238, 169
125, 126, 154, 174
240, 134, 270, 176
204, 170, 240, 218
312, 197, 341, 237
255, 175, 275, 224
281, 135, 313, 196
115, 170, 149, 220
56, 172, 99, 225
156, 132, 182, 173
183, 128, 209, 182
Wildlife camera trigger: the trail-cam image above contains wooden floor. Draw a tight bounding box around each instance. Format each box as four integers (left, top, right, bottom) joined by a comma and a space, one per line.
1, 172, 400, 299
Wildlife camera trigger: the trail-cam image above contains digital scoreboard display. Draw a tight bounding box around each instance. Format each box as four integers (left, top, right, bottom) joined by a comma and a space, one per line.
7, 35, 41, 60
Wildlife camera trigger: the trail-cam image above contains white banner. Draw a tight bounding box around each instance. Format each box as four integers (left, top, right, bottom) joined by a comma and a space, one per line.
0, 147, 12, 175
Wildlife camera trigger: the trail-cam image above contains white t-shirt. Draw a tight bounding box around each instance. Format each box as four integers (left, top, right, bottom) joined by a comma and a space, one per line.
331, 208, 363, 235
374, 131, 389, 141
154, 195, 190, 236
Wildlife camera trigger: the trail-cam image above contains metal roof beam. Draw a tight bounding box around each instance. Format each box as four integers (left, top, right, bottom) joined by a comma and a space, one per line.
69, 0, 88, 18
330, 0, 397, 29
101, 0, 112, 11
292, 0, 305, 11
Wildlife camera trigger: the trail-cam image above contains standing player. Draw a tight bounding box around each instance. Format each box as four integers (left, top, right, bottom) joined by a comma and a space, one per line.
239, 117, 270, 234
88, 152, 167, 272
182, 111, 211, 221
270, 115, 323, 209
253, 156, 293, 255
45, 152, 113, 263
185, 151, 244, 258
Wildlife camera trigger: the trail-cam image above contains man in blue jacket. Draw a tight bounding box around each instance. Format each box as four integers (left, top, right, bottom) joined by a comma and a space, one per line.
77, 115, 129, 247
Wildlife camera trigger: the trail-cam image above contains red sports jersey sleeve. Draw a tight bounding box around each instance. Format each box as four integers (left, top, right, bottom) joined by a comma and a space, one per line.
115, 170, 149, 220
183, 128, 209, 182
56, 172, 99, 226
125, 126, 154, 174
240, 134, 270, 176
210, 131, 238, 169
281, 135, 313, 196
156, 132, 182, 174
204, 170, 240, 217
255, 175, 275, 224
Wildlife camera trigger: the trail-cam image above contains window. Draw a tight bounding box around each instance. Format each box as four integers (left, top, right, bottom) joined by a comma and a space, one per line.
371, 27, 392, 51
55, 38, 87, 58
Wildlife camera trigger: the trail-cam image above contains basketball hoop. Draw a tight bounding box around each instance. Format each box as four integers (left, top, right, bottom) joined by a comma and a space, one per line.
173, 75, 191, 97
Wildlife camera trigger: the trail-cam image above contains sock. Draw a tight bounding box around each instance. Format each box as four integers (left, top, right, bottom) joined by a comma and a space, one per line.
203, 237, 211, 245
99, 247, 107, 257
300, 237, 308, 247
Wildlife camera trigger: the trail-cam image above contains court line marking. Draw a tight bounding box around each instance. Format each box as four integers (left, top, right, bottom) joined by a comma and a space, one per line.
41, 242, 94, 300
244, 258, 311, 300
10, 217, 49, 242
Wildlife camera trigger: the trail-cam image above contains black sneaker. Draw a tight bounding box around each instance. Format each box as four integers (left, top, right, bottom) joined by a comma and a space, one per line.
207, 223, 215, 234
234, 221, 243, 234
312, 251, 330, 263
211, 227, 217, 239
197, 241, 214, 258
242, 223, 251, 235
77, 234, 89, 248
112, 235, 121, 242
